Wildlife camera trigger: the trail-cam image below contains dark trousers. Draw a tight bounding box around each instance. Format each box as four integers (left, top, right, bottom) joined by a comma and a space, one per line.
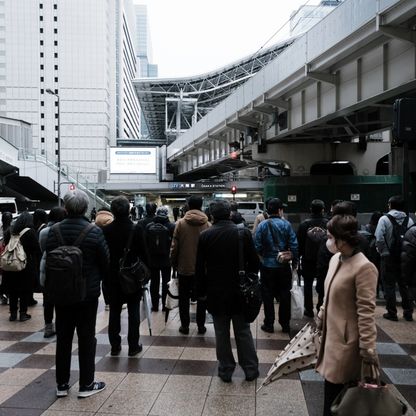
108, 295, 140, 350
150, 266, 171, 310
178, 274, 206, 329
323, 379, 344, 416
212, 313, 258, 379
9, 290, 29, 314
381, 256, 413, 316
260, 265, 292, 328
43, 293, 54, 324
55, 299, 98, 388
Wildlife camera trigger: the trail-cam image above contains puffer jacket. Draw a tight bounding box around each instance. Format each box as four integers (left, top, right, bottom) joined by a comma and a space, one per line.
375, 210, 414, 257
170, 209, 210, 275
402, 225, 416, 288
44, 216, 109, 301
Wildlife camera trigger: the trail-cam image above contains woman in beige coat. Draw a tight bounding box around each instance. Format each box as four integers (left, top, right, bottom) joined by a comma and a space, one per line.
315, 214, 378, 416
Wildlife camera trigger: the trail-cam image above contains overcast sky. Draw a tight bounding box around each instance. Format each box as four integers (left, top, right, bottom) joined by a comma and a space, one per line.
134, 0, 321, 78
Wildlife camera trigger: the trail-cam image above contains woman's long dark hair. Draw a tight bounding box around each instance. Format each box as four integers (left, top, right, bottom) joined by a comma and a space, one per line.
11, 211, 34, 234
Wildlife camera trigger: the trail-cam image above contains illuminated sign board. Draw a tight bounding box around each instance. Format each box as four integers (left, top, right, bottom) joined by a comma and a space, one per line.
109, 147, 156, 174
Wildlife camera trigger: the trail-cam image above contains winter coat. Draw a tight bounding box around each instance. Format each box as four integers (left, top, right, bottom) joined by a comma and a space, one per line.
170, 209, 210, 275
45, 216, 109, 301
316, 252, 378, 384
375, 209, 414, 257
3, 228, 41, 293
103, 216, 145, 301
195, 220, 259, 316
402, 225, 416, 288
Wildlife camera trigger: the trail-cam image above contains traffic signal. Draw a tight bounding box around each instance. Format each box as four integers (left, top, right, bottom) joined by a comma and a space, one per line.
69, 183, 75, 191
231, 185, 237, 195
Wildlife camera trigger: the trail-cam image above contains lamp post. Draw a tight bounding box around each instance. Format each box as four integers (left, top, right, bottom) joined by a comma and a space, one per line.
46, 89, 61, 206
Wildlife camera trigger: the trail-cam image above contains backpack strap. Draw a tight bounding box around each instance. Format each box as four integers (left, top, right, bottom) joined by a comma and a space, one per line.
52, 223, 66, 246
73, 223, 95, 247
19, 227, 31, 238
267, 219, 279, 248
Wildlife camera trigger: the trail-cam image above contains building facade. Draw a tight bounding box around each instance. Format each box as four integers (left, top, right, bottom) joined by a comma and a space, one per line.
0, 0, 141, 182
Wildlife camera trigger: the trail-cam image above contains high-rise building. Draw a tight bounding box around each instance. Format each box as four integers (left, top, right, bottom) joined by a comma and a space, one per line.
290, 0, 343, 37
0, 0, 141, 182
134, 4, 158, 139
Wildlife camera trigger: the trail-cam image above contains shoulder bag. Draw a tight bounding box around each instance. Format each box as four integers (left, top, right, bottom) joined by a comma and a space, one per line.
119, 229, 150, 295
238, 228, 262, 323
331, 363, 407, 416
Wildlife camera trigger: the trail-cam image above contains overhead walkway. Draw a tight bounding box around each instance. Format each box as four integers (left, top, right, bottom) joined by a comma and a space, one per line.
162, 0, 416, 180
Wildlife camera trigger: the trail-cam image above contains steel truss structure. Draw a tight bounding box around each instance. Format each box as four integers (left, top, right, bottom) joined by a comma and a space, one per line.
133, 38, 294, 144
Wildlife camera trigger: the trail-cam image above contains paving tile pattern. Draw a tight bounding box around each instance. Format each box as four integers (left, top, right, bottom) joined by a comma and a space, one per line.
0, 295, 414, 415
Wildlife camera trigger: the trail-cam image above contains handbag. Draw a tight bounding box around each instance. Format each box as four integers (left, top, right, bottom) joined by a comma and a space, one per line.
331, 363, 407, 416
165, 270, 179, 310
290, 268, 304, 320
238, 229, 262, 323
119, 229, 150, 295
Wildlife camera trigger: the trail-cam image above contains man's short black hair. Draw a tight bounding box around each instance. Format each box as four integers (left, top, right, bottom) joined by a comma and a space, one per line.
111, 196, 130, 218
209, 199, 231, 221
310, 199, 325, 215
187, 195, 203, 210
332, 201, 357, 217
145, 202, 157, 216
388, 195, 405, 211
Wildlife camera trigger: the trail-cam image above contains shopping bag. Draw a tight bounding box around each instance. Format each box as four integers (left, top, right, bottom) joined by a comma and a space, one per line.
290, 268, 304, 320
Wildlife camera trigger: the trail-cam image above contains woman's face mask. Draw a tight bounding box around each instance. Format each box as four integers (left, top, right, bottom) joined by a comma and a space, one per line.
326, 234, 339, 254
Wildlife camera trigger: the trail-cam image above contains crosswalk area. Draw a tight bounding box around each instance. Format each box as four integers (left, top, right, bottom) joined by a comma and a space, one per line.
0, 295, 414, 416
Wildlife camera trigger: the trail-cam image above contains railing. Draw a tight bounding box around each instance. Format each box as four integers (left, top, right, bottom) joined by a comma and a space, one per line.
17, 148, 110, 209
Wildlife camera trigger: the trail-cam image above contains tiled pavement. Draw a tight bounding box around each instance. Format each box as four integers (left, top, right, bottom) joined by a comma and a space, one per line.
0, 295, 414, 416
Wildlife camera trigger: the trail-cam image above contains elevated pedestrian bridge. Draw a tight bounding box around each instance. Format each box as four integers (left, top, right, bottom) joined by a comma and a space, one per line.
160, 0, 416, 180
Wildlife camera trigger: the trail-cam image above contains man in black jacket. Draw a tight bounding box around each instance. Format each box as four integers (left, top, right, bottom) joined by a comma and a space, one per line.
297, 199, 328, 317
196, 199, 260, 383
402, 223, 416, 300
103, 196, 145, 357
45, 189, 109, 398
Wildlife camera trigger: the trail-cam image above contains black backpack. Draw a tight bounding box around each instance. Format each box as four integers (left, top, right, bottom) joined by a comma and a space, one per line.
45, 223, 94, 306
145, 222, 171, 257
386, 214, 409, 260
304, 221, 327, 261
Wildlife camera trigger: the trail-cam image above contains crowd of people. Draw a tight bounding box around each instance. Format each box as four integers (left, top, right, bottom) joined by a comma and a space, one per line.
0, 190, 415, 415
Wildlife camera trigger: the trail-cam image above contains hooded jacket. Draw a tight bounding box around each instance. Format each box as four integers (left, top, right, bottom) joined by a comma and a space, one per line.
375, 210, 414, 257
170, 209, 210, 275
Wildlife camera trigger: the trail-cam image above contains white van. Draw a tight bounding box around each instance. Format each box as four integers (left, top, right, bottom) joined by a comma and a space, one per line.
237, 201, 264, 224
0, 197, 18, 217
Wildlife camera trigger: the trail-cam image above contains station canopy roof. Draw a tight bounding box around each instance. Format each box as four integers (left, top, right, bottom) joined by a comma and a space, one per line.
133, 38, 295, 144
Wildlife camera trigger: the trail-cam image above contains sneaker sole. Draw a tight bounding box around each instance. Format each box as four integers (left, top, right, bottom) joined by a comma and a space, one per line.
78, 385, 106, 398
56, 390, 68, 397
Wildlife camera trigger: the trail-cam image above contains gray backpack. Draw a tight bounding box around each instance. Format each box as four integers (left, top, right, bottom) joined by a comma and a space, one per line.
0, 228, 30, 272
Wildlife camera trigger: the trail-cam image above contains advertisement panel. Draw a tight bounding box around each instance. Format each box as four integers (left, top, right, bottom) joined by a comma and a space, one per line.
109, 147, 156, 174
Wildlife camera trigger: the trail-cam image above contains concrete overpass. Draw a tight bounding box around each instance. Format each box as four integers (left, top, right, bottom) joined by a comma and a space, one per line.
162, 0, 416, 181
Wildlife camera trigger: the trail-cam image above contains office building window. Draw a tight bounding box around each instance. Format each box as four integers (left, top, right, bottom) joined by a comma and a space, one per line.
55, 149, 58, 155
54, 40, 58, 46
41, 125, 45, 131
54, 89, 58, 94
55, 113, 58, 118
40, 28, 43, 33
40, 40, 43, 46
41, 113, 45, 119
54, 65, 58, 70
39, 16, 43, 21
54, 4, 57, 9
54, 28, 57, 34
54, 53, 58, 58
55, 137, 58, 143
55, 125, 58, 131
40, 64, 44, 70
40, 76, 44, 82
40, 101, 44, 106
55, 101, 58, 106
40, 52, 44, 58
40, 88, 44, 94
54, 77, 58, 82
39, 4, 43, 8
54, 16, 57, 21
41, 137, 45, 143
41, 149, 45, 155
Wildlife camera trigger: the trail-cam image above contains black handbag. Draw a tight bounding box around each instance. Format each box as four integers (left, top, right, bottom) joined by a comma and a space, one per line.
331, 363, 407, 416
119, 229, 150, 295
238, 229, 262, 323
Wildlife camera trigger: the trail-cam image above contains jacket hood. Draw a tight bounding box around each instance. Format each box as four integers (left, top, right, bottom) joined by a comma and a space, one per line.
184, 209, 208, 226
154, 215, 170, 224
388, 209, 408, 223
